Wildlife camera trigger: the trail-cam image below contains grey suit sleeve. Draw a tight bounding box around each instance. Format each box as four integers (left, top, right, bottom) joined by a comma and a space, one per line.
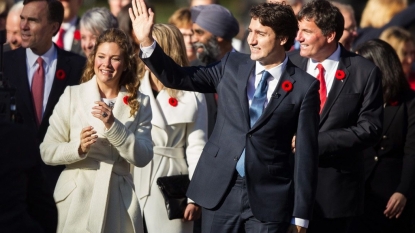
318, 66, 383, 157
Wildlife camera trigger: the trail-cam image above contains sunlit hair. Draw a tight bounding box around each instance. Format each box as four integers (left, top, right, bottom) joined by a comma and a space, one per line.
297, 0, 344, 42
81, 28, 140, 116
380, 26, 415, 64
138, 24, 189, 98
80, 7, 118, 38
250, 2, 298, 51
356, 39, 409, 103
360, 0, 407, 28
168, 7, 192, 29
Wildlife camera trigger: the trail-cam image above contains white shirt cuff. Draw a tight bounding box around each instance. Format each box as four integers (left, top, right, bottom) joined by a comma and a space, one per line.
290, 217, 309, 228
140, 41, 156, 58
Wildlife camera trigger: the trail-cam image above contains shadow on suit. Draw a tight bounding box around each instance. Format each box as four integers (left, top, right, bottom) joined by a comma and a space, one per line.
0, 121, 57, 233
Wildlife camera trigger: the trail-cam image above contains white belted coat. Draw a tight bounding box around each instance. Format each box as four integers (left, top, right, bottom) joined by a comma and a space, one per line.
133, 71, 208, 233
40, 76, 153, 233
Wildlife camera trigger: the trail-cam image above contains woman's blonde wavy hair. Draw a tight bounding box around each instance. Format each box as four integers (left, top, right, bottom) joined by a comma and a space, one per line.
137, 23, 189, 98
81, 28, 140, 116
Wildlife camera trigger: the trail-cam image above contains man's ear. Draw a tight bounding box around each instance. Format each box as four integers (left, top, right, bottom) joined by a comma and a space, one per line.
51, 22, 60, 36
326, 31, 336, 43
279, 37, 288, 46
217, 37, 224, 43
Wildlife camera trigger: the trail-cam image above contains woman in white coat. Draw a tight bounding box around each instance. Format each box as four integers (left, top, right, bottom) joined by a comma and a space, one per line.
41, 28, 153, 233
134, 24, 208, 233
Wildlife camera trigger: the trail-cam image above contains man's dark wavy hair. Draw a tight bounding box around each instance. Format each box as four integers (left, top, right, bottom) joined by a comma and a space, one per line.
250, 2, 298, 51
297, 0, 344, 42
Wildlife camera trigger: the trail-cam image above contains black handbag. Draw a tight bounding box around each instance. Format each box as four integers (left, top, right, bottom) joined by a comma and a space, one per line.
156, 174, 190, 220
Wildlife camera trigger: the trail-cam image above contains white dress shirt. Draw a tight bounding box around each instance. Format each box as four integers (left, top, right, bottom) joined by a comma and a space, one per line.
26, 44, 58, 116
306, 44, 341, 95
141, 41, 308, 228
247, 59, 287, 108
52, 16, 77, 51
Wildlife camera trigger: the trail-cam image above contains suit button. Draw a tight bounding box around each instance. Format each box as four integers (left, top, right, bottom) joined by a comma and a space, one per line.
234, 157, 238, 161
383, 135, 387, 139
380, 147, 385, 150
374, 156, 379, 161
248, 134, 252, 138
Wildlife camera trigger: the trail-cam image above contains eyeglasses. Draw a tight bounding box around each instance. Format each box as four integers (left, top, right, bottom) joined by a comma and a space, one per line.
344, 26, 357, 33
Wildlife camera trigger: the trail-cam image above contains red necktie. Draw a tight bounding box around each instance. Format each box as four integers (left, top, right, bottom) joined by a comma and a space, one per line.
56, 28, 66, 49
32, 57, 45, 126
316, 64, 327, 113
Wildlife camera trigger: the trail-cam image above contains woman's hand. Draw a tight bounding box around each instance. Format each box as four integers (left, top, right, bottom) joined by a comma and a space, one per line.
384, 192, 407, 219
183, 203, 201, 221
79, 126, 97, 155
92, 101, 115, 129
129, 0, 154, 46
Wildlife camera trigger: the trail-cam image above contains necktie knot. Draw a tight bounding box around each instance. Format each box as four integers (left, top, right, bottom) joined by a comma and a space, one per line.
37, 57, 44, 66
316, 63, 325, 74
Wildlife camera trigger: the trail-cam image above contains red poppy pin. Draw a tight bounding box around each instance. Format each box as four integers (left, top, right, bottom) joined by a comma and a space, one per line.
74, 30, 81, 41
389, 101, 399, 106
123, 96, 129, 105
281, 81, 293, 92
56, 69, 66, 80
335, 70, 346, 81
168, 97, 178, 107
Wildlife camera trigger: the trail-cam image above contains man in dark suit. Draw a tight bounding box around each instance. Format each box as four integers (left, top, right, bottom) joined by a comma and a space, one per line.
131, 1, 320, 232
0, 121, 57, 233
52, 0, 83, 56
289, 1, 383, 232
3, 0, 86, 191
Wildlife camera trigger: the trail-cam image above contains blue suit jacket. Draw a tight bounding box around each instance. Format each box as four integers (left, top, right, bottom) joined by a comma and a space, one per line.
141, 43, 320, 222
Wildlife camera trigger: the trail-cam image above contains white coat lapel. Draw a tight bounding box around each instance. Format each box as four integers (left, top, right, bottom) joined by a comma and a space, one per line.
111, 86, 134, 129
157, 91, 197, 125
80, 76, 106, 136
139, 71, 167, 129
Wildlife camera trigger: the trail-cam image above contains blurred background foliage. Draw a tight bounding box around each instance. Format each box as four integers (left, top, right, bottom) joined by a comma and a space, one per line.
81, 0, 250, 24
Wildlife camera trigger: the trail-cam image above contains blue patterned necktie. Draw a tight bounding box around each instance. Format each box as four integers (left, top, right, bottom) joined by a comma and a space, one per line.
236, 71, 271, 177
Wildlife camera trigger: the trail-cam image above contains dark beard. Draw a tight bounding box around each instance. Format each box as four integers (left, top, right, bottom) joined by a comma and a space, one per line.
193, 36, 221, 65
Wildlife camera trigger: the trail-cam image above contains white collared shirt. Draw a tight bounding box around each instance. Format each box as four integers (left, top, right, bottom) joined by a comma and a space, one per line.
26, 44, 58, 115
306, 44, 341, 95
52, 16, 77, 51
247, 58, 288, 108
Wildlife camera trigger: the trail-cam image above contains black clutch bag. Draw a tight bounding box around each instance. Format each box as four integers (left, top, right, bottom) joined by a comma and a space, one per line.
156, 174, 190, 220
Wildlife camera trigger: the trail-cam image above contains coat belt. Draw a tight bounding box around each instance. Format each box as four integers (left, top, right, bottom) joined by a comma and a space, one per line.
139, 146, 185, 199
67, 159, 141, 233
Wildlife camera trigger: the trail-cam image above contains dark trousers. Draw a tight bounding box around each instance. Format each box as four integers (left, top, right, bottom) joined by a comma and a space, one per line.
308, 217, 352, 233
201, 174, 289, 233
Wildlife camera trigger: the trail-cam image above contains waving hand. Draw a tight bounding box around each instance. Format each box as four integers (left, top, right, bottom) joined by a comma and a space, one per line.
129, 0, 155, 46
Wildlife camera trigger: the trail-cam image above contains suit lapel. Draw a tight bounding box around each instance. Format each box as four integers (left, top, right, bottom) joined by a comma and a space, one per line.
383, 104, 401, 134
41, 47, 72, 128
12, 48, 35, 124
319, 49, 351, 126
237, 59, 255, 126
250, 61, 296, 131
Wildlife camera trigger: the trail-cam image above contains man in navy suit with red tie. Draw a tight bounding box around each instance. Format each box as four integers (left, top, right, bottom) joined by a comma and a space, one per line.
130, 1, 320, 232
289, 1, 383, 232
3, 0, 85, 193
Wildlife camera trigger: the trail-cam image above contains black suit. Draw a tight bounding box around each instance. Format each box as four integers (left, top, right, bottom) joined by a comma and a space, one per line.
289, 45, 383, 231
350, 91, 415, 233
142, 43, 320, 229
0, 121, 57, 233
3, 45, 86, 190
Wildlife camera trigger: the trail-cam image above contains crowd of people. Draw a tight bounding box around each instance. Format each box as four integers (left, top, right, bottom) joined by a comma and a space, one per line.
0, 0, 415, 232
